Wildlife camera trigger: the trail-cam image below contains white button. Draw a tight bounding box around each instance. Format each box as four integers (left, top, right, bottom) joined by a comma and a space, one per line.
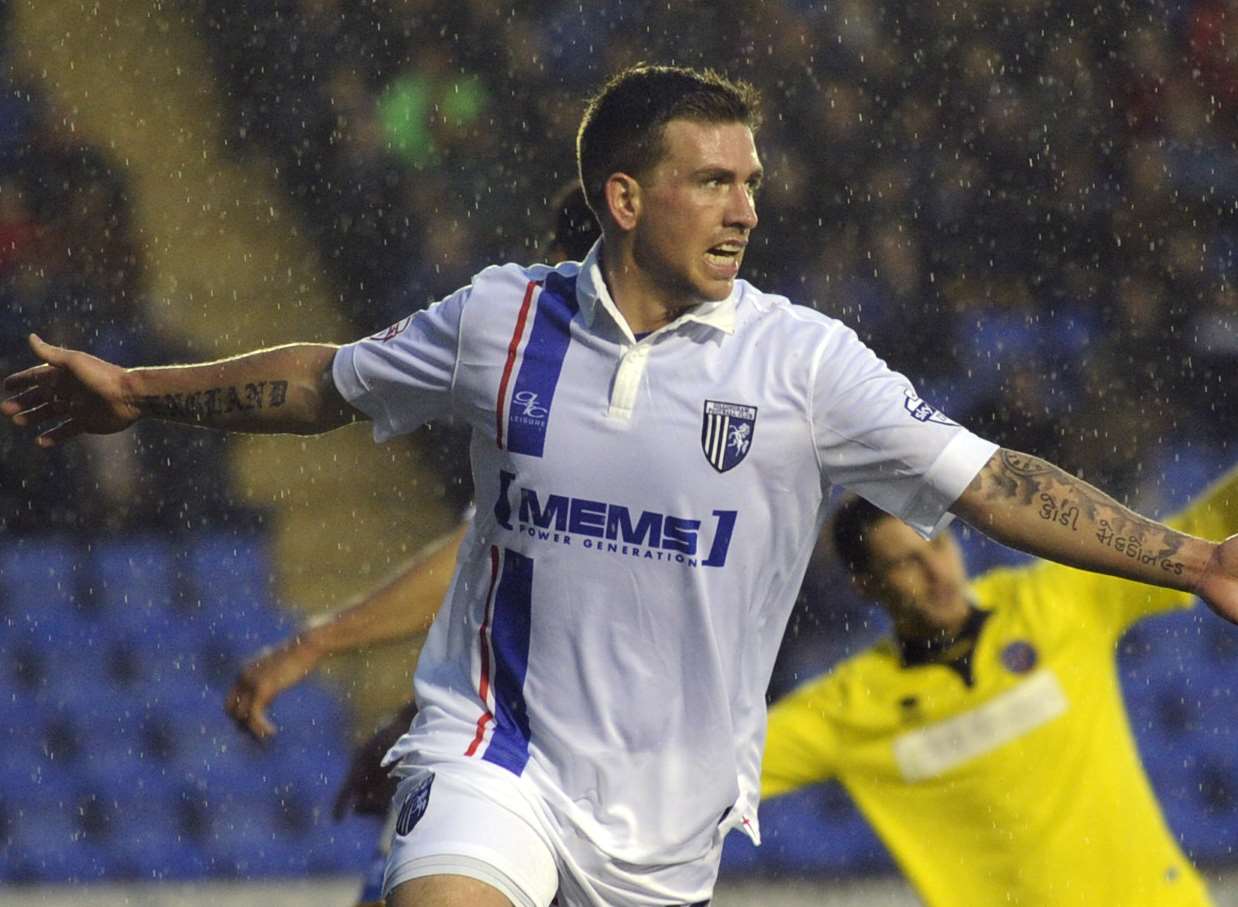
608, 349, 649, 420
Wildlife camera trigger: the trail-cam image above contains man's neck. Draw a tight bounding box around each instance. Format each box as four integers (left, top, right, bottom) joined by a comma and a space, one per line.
896, 606, 988, 665
599, 241, 694, 335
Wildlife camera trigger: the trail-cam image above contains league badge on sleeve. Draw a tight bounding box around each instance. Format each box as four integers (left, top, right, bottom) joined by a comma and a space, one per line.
370, 315, 413, 342
902, 389, 959, 426
702, 400, 758, 473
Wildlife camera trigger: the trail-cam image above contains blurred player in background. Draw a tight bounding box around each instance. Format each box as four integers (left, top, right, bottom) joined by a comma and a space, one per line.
762, 465, 1238, 907
225, 181, 601, 907
4, 65, 1237, 907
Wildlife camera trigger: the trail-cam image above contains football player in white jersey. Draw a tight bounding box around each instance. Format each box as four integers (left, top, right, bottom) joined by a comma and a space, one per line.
4, 65, 1236, 907
223, 182, 602, 907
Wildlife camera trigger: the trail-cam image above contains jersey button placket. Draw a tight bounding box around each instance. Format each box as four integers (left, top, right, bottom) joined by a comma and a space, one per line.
607, 344, 650, 421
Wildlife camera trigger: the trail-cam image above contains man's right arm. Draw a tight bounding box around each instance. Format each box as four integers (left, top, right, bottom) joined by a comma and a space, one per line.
2, 334, 361, 446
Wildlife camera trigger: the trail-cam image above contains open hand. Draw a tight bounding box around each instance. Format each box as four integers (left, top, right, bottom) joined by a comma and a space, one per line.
225, 637, 323, 741
1, 334, 140, 446
1198, 535, 1238, 625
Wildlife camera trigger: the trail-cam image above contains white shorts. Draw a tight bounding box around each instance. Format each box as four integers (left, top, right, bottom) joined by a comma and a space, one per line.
381, 758, 718, 907
381, 765, 559, 907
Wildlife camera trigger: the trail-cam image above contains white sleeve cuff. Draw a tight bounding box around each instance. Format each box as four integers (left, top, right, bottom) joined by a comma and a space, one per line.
903, 432, 999, 538
332, 344, 399, 443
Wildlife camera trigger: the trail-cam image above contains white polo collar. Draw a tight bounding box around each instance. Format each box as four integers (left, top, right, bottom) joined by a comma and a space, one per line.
574, 240, 739, 342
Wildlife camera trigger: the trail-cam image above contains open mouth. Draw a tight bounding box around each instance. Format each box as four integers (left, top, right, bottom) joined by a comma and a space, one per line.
705, 243, 745, 270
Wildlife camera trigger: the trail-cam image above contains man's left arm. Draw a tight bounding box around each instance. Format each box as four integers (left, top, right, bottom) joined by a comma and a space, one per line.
951, 449, 1238, 622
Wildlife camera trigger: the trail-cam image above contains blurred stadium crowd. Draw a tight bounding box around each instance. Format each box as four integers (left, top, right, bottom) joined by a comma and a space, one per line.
6, 0, 1237, 530
200, 0, 1236, 494
1, 0, 1236, 890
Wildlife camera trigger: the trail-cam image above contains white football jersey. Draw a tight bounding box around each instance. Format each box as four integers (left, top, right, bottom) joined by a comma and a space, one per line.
333, 244, 997, 903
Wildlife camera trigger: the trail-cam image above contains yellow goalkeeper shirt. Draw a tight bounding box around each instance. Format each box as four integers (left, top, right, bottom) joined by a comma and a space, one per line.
762, 468, 1237, 907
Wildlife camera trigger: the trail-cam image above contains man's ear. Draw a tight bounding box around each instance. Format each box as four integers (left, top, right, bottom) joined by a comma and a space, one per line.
603, 173, 641, 232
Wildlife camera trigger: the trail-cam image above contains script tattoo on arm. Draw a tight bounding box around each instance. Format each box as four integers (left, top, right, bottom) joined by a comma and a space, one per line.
966, 450, 1187, 577
137, 381, 290, 424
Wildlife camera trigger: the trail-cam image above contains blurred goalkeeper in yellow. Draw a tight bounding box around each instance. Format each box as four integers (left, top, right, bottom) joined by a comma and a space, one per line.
762, 464, 1238, 907
226, 458, 1236, 907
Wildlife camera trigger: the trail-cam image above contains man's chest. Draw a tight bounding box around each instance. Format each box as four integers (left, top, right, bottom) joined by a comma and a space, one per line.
459, 318, 816, 497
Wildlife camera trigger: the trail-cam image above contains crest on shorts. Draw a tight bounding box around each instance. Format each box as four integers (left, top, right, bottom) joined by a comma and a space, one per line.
701, 400, 758, 473
395, 773, 434, 836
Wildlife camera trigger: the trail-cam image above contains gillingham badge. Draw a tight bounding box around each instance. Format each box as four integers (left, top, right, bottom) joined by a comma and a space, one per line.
394, 772, 434, 836
701, 400, 758, 473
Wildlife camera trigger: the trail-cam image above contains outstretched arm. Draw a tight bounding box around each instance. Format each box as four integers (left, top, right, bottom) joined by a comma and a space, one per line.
1, 333, 360, 446
225, 521, 467, 740
951, 449, 1238, 622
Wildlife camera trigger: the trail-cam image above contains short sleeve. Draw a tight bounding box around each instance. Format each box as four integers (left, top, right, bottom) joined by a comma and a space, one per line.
811, 326, 997, 537
332, 286, 468, 442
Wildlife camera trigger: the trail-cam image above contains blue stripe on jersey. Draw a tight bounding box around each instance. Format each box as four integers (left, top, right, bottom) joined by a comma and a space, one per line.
505, 272, 579, 457
481, 548, 535, 775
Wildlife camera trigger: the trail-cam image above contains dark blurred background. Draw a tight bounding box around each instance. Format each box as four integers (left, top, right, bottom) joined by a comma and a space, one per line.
0, 0, 1235, 891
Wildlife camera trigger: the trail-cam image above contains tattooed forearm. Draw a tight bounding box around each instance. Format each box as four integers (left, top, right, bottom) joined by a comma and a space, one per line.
964, 449, 1188, 577
1095, 519, 1187, 575
979, 450, 1058, 506
1037, 492, 1080, 531
969, 450, 1127, 531
136, 381, 289, 423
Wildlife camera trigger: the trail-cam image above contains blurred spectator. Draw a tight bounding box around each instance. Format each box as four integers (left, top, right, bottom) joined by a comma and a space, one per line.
0, 88, 236, 533
4, 0, 1226, 534
1188, 0, 1238, 128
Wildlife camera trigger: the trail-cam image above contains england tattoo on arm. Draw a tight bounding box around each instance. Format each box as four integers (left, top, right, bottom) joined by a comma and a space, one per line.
967, 450, 1187, 576
137, 381, 289, 424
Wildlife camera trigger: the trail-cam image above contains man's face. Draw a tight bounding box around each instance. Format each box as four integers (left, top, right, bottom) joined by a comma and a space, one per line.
859, 518, 972, 636
631, 118, 762, 306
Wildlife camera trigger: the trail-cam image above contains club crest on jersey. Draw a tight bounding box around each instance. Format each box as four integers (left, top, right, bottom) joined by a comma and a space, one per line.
903, 389, 958, 426
395, 772, 434, 836
701, 400, 758, 473
1001, 641, 1038, 675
